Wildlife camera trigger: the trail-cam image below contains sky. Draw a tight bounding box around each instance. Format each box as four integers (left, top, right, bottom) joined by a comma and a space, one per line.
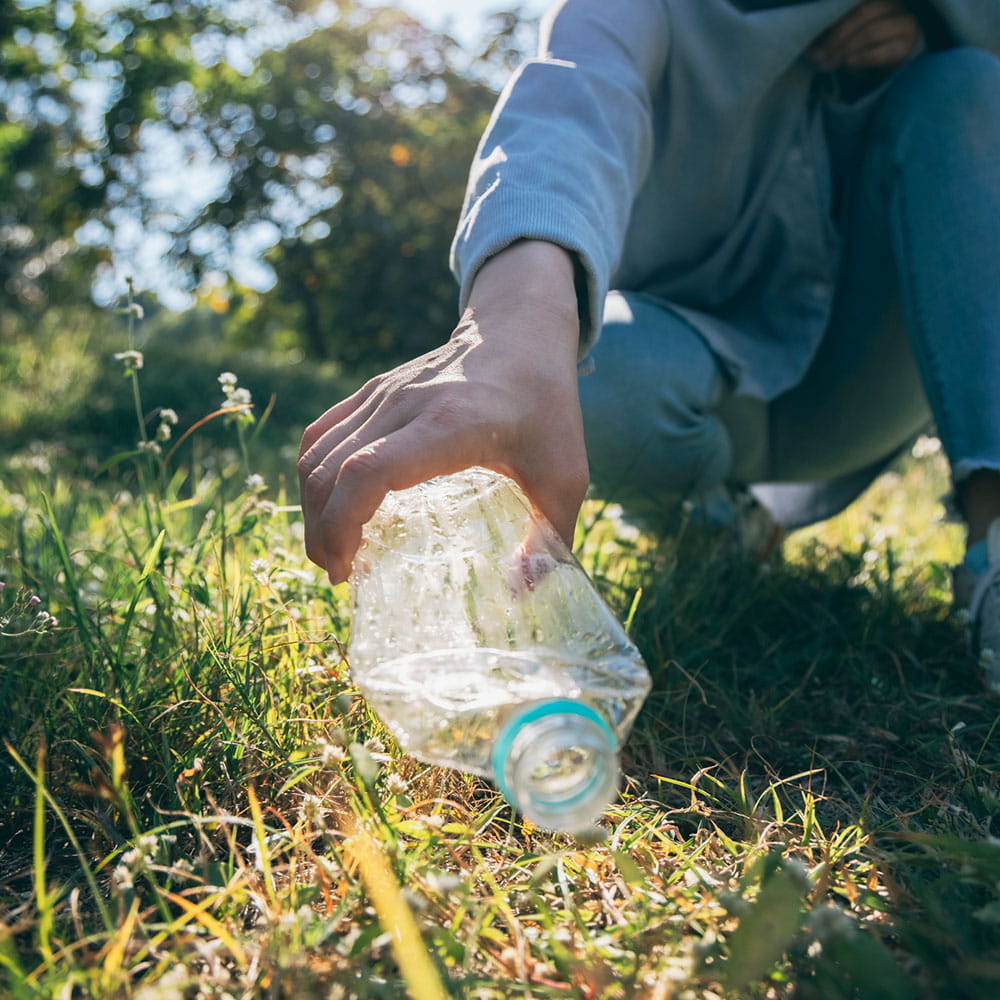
396, 0, 548, 43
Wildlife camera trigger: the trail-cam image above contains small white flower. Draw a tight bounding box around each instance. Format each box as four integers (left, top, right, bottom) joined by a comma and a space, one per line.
137, 834, 160, 855
911, 435, 942, 459
120, 847, 143, 871
111, 865, 134, 891
385, 773, 408, 795
155, 422, 172, 442
250, 558, 269, 580
320, 742, 346, 766
299, 793, 326, 827
364, 736, 386, 754
229, 387, 252, 407
425, 870, 463, 894
218, 371, 238, 388
159, 408, 179, 425
138, 440, 162, 457
114, 349, 144, 371
316, 856, 340, 879
245, 473, 266, 494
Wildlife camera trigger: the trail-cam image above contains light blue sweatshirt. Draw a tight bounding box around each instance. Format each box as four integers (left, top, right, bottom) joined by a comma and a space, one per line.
450, 0, 1000, 399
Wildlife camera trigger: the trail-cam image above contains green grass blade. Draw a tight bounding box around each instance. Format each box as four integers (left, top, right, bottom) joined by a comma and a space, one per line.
114, 528, 166, 669
40, 491, 96, 661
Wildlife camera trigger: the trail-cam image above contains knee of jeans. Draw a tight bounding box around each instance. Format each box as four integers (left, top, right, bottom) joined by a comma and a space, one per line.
878, 48, 1000, 155
582, 402, 733, 507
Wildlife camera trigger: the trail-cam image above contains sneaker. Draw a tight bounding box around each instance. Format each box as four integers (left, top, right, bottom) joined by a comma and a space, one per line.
687, 485, 784, 561
953, 517, 1000, 693
598, 484, 784, 563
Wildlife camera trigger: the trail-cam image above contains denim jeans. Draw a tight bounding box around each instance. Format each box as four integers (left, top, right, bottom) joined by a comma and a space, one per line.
579, 48, 1000, 526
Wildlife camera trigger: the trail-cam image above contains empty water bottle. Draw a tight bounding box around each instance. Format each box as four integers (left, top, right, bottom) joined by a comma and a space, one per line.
347, 467, 651, 834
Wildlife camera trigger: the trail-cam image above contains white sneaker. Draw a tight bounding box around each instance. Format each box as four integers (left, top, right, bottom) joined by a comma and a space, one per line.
684, 485, 784, 561
955, 518, 1000, 694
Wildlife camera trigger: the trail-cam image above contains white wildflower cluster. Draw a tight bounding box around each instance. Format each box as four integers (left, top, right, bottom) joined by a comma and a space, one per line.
911, 434, 943, 459
122, 833, 177, 870
156, 407, 179, 443
269, 565, 314, 598
276, 904, 318, 937
249, 558, 270, 582
9, 440, 65, 475
384, 772, 408, 796
244, 472, 266, 494
114, 349, 144, 374
299, 793, 328, 830
424, 869, 463, 895
111, 832, 178, 894
0, 583, 60, 637
132, 962, 190, 1000
318, 739, 347, 767
219, 371, 253, 413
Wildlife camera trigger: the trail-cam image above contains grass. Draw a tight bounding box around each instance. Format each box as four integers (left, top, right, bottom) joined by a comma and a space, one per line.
1, 312, 999, 999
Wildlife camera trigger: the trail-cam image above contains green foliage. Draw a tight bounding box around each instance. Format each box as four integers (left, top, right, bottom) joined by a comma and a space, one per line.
0, 0, 268, 312
2, 1, 533, 370
1, 0, 106, 310
183, 3, 506, 367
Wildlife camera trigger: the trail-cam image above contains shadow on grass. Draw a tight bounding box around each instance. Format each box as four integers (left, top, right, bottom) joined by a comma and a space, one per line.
614, 527, 1000, 997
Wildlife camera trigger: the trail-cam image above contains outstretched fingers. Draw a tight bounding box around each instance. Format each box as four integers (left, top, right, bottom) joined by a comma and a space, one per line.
298, 378, 379, 461
305, 419, 481, 583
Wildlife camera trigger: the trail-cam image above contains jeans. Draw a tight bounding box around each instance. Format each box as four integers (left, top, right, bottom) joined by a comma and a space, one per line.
579, 48, 1000, 525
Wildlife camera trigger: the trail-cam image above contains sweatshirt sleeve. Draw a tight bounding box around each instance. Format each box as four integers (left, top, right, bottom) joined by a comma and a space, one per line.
921, 1, 1000, 53
449, 0, 671, 356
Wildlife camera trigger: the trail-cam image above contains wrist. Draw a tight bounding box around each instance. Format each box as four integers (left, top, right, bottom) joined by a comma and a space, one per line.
468, 241, 579, 326
463, 242, 581, 369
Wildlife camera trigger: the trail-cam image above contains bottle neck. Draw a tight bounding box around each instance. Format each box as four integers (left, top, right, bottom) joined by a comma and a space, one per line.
493, 700, 619, 834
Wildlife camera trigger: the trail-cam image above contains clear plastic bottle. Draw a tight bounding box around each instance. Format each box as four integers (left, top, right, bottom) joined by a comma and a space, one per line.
348, 467, 651, 834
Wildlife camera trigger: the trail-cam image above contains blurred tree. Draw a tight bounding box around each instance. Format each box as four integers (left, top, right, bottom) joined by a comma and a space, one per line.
0, 0, 268, 323
2, 0, 535, 369
157, 2, 532, 368
0, 0, 105, 316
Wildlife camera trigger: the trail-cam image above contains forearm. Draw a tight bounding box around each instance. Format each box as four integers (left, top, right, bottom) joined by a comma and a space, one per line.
465, 241, 580, 364
450, 0, 669, 355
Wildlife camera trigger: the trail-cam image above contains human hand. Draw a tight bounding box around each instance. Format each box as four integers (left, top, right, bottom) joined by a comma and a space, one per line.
809, 0, 922, 72
297, 241, 589, 584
